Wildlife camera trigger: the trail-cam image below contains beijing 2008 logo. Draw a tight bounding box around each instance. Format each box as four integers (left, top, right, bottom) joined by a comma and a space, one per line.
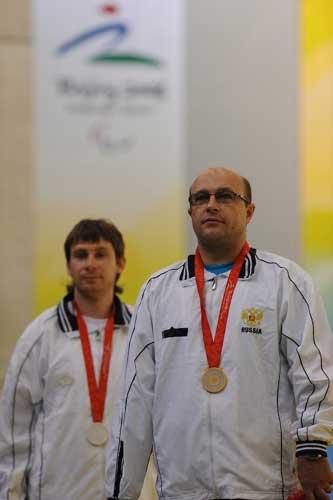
54, 2, 166, 154
56, 2, 162, 67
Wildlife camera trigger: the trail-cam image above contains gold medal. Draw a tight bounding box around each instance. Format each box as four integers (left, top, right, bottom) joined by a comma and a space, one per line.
201, 367, 228, 393
195, 244, 249, 396
86, 422, 109, 446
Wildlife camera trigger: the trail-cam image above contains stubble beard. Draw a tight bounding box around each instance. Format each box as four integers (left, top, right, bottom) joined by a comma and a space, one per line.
75, 281, 105, 303
197, 226, 245, 261
199, 234, 231, 256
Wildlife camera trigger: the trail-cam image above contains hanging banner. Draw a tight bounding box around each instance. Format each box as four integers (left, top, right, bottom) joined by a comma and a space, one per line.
33, 0, 185, 311
301, 0, 333, 327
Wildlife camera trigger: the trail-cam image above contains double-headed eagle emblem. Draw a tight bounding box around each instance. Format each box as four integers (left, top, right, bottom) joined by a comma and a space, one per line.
241, 308, 263, 326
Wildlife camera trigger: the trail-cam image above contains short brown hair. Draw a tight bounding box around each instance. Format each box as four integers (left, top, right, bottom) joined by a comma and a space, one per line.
64, 218, 125, 294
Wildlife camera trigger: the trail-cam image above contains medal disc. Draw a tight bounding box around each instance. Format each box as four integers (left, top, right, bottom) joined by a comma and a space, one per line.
86, 422, 109, 446
201, 367, 228, 393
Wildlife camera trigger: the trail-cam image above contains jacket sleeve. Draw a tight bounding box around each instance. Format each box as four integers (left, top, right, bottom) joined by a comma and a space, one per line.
0, 322, 43, 500
280, 268, 333, 458
105, 280, 155, 500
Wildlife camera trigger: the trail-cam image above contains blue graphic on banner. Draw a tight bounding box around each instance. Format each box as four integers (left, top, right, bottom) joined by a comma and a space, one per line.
55, 5, 161, 66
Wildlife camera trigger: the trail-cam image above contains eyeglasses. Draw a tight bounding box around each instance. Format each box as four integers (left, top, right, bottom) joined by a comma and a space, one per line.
188, 189, 249, 207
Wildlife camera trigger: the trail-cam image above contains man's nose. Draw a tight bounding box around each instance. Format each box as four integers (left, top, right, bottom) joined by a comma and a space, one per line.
85, 253, 97, 267
206, 193, 219, 210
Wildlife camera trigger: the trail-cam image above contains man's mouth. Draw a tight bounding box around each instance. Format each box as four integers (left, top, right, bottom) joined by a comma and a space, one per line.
202, 218, 223, 224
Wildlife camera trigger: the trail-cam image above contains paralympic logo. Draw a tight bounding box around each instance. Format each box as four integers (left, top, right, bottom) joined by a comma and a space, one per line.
55, 3, 161, 67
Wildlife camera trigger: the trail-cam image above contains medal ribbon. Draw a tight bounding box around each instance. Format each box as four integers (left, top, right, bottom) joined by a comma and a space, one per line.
195, 242, 250, 368
75, 302, 115, 422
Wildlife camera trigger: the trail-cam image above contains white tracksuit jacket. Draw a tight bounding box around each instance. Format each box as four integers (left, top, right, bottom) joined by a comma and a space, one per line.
0, 293, 136, 500
105, 249, 333, 500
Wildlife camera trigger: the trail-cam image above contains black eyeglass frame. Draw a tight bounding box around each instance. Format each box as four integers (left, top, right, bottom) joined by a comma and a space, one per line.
188, 188, 250, 207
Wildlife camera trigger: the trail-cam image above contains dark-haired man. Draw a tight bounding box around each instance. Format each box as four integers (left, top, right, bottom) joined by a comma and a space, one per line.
0, 219, 155, 500
106, 168, 333, 500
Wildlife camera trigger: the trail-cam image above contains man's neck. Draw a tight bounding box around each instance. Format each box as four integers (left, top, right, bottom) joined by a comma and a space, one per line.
198, 240, 246, 265
73, 290, 114, 319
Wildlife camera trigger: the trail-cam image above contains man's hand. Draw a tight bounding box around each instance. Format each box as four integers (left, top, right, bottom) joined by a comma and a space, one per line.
297, 456, 333, 500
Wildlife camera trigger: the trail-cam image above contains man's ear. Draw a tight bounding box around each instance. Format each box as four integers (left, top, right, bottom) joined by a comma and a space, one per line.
246, 203, 255, 224
66, 261, 73, 278
188, 207, 192, 216
116, 256, 126, 274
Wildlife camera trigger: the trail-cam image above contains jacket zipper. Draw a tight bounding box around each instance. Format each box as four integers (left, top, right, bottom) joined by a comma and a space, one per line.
208, 394, 218, 495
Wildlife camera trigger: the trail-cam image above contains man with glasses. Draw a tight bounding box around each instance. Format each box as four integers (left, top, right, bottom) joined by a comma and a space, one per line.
106, 168, 333, 500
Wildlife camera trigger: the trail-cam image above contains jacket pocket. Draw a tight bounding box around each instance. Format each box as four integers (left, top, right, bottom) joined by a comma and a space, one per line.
43, 370, 75, 414
162, 327, 188, 338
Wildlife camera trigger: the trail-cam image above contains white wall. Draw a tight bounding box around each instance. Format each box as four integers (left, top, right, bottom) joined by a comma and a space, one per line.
0, 0, 33, 385
186, 0, 299, 261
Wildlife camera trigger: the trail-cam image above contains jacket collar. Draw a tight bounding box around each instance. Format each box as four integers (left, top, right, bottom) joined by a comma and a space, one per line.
57, 292, 132, 333
179, 247, 257, 281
